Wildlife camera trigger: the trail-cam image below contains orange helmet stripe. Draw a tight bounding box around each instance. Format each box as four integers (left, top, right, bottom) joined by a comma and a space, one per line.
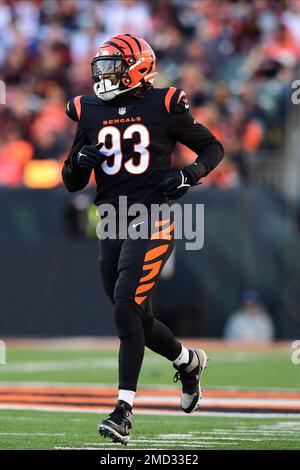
119, 34, 141, 55
103, 40, 125, 55
113, 36, 134, 55
124, 34, 142, 53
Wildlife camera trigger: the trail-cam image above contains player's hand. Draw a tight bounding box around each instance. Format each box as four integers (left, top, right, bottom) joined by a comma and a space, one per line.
74, 143, 104, 169
160, 170, 192, 200
160, 162, 205, 199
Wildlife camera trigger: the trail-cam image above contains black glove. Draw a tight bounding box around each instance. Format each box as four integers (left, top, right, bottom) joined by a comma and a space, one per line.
160, 170, 191, 200
72, 143, 103, 170
160, 162, 206, 200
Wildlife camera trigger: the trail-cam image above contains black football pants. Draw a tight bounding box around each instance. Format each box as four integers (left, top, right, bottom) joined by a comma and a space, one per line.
99, 215, 182, 391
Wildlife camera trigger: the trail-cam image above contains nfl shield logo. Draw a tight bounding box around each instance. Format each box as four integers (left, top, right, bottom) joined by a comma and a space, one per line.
119, 107, 126, 115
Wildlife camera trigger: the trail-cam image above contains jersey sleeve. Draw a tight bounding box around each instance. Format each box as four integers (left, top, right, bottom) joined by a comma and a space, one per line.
164, 87, 190, 115
65, 96, 82, 122
167, 88, 224, 179
167, 88, 218, 152
62, 123, 92, 192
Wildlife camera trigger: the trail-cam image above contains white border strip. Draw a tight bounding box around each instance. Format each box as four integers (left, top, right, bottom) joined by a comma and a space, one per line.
1, 405, 300, 419
0, 382, 298, 392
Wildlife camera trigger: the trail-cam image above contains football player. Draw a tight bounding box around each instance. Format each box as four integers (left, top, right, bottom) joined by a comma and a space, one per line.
62, 34, 224, 445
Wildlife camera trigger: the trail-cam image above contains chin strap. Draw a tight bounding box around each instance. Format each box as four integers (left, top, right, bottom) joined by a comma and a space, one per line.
94, 72, 158, 101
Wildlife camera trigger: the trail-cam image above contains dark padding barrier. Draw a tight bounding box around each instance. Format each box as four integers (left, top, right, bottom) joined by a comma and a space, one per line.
0, 187, 299, 338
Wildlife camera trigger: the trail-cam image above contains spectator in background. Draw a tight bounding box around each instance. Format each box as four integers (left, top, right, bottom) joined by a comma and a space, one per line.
224, 290, 275, 342
0, 0, 298, 188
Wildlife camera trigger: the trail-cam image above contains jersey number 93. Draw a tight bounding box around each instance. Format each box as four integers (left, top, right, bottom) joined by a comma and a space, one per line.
98, 124, 150, 176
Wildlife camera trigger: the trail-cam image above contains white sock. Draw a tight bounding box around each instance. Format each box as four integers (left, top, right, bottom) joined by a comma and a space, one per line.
173, 346, 190, 367
118, 389, 136, 408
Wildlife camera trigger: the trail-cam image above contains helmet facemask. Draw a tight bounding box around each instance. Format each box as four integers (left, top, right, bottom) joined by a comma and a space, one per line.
92, 55, 128, 101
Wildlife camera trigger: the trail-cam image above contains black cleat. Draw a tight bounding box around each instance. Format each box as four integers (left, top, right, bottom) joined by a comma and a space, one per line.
173, 349, 207, 413
98, 400, 133, 445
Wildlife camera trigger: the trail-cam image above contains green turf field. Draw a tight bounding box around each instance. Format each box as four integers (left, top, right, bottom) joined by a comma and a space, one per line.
1, 410, 300, 450
1, 347, 299, 388
1, 343, 300, 450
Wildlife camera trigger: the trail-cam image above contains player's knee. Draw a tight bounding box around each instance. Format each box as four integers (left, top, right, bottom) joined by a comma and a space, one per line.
113, 299, 143, 339
142, 315, 154, 340
142, 316, 154, 331
102, 283, 114, 302
99, 263, 115, 302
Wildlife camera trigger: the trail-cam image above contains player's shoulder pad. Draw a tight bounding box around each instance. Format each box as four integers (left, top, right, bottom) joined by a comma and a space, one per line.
65, 96, 83, 122
164, 87, 190, 114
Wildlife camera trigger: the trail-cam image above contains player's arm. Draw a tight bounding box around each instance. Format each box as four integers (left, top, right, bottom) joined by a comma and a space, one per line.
161, 88, 224, 199
62, 123, 93, 192
62, 96, 103, 193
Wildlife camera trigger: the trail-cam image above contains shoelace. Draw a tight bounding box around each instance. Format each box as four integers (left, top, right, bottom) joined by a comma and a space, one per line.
109, 405, 130, 423
173, 370, 190, 383
173, 371, 181, 383
173, 367, 197, 386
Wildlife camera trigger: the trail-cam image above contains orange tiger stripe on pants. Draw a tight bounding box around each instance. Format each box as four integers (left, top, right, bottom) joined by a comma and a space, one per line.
134, 220, 175, 305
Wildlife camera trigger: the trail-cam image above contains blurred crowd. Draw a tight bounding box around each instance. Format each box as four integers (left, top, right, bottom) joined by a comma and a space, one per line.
0, 0, 299, 188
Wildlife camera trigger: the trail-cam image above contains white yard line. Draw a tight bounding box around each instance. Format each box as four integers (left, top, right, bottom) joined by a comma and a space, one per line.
55, 442, 238, 449
156, 435, 258, 441
1, 404, 300, 418
54, 446, 192, 450
198, 432, 300, 436
0, 381, 298, 392
134, 396, 300, 406
121, 437, 259, 442
260, 422, 300, 429
54, 446, 116, 450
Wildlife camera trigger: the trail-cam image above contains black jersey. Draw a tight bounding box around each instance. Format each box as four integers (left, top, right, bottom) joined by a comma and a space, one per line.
62, 87, 223, 206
